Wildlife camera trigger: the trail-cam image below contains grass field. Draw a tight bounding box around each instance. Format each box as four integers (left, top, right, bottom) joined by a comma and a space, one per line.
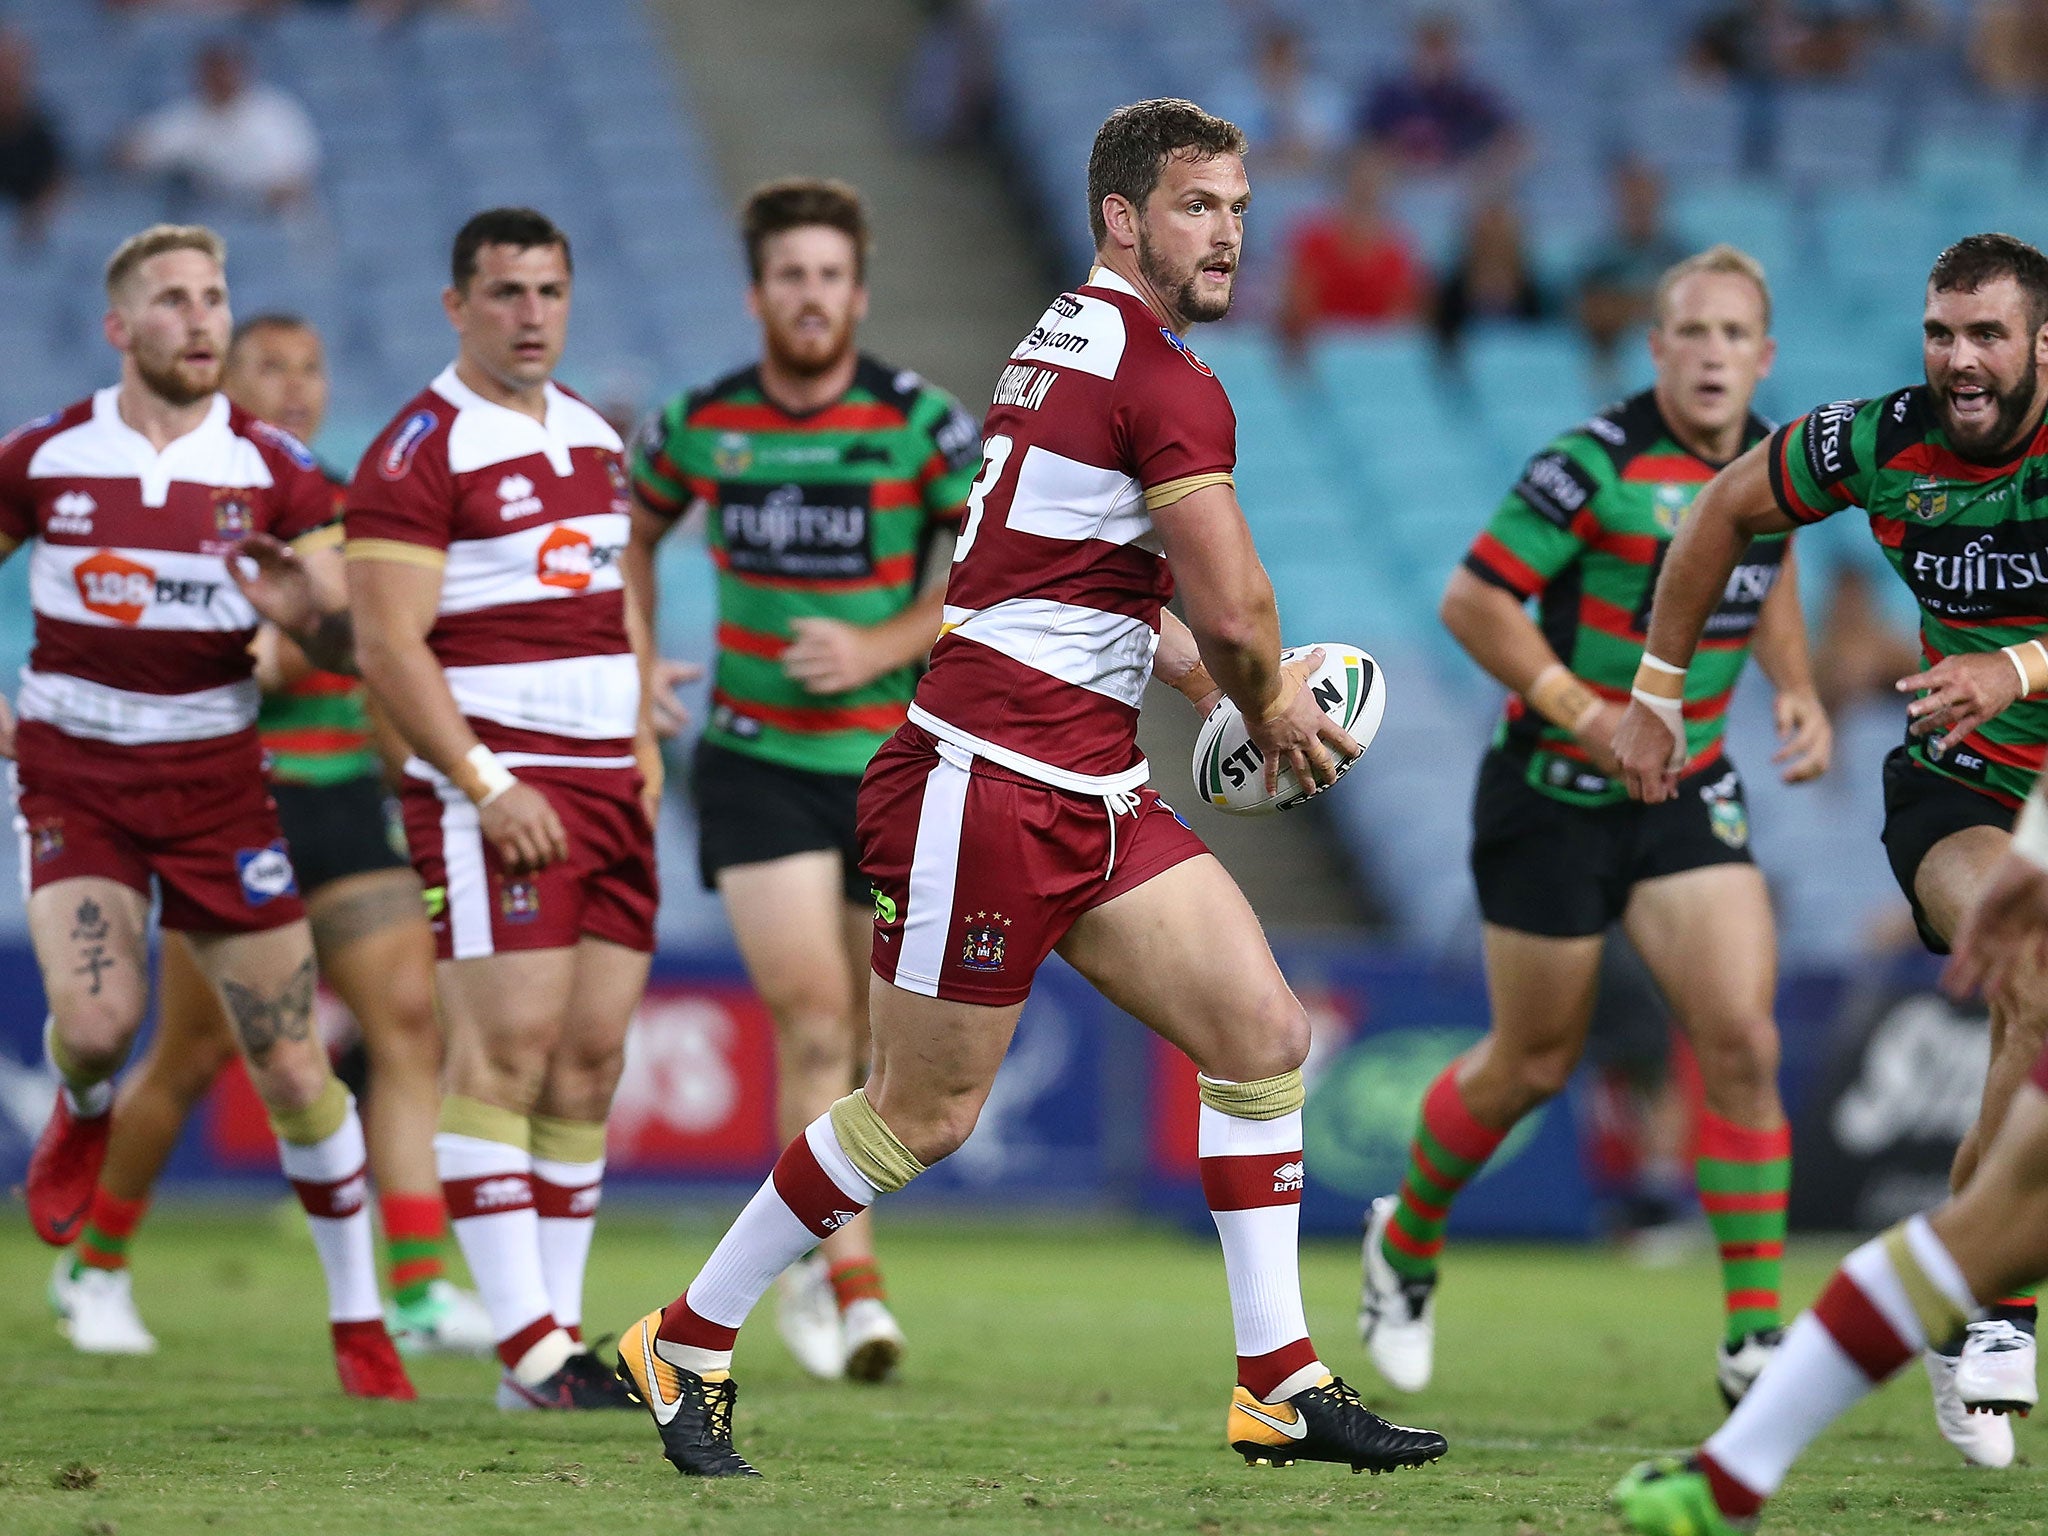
2, 1210, 2044, 1535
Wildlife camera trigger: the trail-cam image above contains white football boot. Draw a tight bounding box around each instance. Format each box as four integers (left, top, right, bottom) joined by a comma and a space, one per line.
1956, 1319, 2038, 1416
1926, 1346, 2017, 1467
1358, 1195, 1436, 1392
388, 1278, 497, 1357
1715, 1327, 1782, 1407
50, 1256, 157, 1355
776, 1254, 845, 1380
841, 1295, 906, 1383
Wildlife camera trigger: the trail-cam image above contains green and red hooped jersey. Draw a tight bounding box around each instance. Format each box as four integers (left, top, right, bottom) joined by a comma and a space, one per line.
259, 464, 378, 786
1464, 390, 1785, 807
1771, 386, 2048, 807
630, 355, 981, 777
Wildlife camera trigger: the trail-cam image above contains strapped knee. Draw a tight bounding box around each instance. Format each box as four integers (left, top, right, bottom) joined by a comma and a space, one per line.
269, 1075, 349, 1146
530, 1112, 605, 1164
828, 1091, 926, 1194
1197, 1068, 1305, 1121
438, 1093, 531, 1151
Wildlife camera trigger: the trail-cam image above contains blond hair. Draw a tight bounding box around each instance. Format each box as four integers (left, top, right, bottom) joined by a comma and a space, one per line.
104, 224, 226, 301
1653, 243, 1772, 331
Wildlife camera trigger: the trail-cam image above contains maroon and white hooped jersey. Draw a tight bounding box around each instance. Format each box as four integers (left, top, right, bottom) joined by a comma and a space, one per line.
911, 267, 1237, 793
345, 366, 637, 771
0, 388, 338, 778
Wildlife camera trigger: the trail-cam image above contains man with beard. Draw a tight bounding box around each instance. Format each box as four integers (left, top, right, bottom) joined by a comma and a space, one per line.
12, 224, 413, 1397
1612, 234, 2048, 1499
616, 99, 1449, 1482
625, 179, 980, 1384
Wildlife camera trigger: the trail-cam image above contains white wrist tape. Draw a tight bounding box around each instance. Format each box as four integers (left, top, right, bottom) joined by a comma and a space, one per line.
464, 744, 517, 809
2013, 793, 2048, 873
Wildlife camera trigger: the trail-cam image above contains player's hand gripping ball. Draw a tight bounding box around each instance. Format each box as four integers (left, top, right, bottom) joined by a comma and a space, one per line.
1192, 644, 1387, 814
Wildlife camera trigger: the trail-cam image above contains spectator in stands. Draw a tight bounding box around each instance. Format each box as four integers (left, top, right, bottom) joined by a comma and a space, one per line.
0, 28, 63, 246
118, 40, 318, 212
1211, 24, 1349, 176
1690, 0, 1865, 81
1275, 149, 1426, 357
1972, 0, 2048, 94
1576, 159, 1689, 387
1356, 12, 1519, 178
1430, 195, 1547, 360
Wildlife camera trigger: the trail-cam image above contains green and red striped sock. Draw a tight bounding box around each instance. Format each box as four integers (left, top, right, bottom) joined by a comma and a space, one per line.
380, 1191, 448, 1310
75, 1187, 148, 1274
828, 1259, 886, 1311
1380, 1065, 1509, 1282
1695, 1111, 1791, 1346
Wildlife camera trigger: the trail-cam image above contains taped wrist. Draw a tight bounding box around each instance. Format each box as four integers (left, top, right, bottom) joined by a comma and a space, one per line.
450, 744, 517, 808
1526, 663, 1602, 735
2001, 638, 2048, 698
1630, 654, 1688, 740
1197, 1068, 1305, 1121
828, 1091, 927, 1194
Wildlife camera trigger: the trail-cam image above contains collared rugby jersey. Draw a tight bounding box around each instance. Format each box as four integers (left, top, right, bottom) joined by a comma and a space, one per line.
912, 266, 1237, 794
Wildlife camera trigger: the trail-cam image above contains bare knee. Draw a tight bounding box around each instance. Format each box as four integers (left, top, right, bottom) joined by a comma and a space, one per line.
867, 1078, 982, 1166
1694, 1015, 1781, 1114
1197, 989, 1311, 1084
135, 1027, 239, 1107
1464, 1032, 1576, 1120
447, 1014, 561, 1112
247, 1041, 336, 1116
361, 984, 443, 1077
50, 993, 146, 1079
771, 1000, 857, 1081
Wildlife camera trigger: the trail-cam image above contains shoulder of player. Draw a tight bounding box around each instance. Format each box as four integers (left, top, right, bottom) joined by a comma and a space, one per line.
0, 396, 93, 469
354, 387, 453, 486
226, 401, 323, 481
681, 363, 763, 421
539, 380, 625, 454
1555, 392, 1665, 477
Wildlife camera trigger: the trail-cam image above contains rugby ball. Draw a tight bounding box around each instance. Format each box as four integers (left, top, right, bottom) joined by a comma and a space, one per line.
1191, 644, 1386, 815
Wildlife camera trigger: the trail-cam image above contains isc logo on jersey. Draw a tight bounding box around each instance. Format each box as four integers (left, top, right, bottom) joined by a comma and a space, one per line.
535, 526, 621, 591
74, 550, 222, 625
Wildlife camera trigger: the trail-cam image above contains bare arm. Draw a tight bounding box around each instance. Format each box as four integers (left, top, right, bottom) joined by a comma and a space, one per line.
1153, 607, 1222, 714
1440, 564, 1622, 772
1151, 482, 1357, 791
1750, 539, 1833, 784
782, 530, 958, 695
1613, 443, 1796, 800
230, 533, 355, 674
348, 554, 567, 872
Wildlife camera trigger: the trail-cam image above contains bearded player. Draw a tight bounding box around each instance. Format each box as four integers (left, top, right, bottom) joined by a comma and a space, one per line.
1612, 236, 2048, 1513
45, 313, 489, 1359
13, 224, 412, 1397
627, 179, 978, 1383
616, 98, 1449, 1480
1359, 245, 1831, 1409
346, 208, 657, 1411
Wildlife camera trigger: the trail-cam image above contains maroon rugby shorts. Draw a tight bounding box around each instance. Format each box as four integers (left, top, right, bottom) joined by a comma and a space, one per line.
858, 724, 1207, 1006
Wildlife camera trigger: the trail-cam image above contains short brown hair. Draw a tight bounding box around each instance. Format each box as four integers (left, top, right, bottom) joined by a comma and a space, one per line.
1086, 98, 1247, 247
740, 178, 868, 283
105, 224, 225, 300
1653, 243, 1773, 330
451, 207, 572, 292
1929, 232, 2048, 334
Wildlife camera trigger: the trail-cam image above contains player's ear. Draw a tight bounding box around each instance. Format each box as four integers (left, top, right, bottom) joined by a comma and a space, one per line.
440, 284, 463, 331
851, 283, 869, 327
744, 284, 762, 324
1101, 193, 1138, 253
1756, 333, 1777, 380
102, 306, 126, 353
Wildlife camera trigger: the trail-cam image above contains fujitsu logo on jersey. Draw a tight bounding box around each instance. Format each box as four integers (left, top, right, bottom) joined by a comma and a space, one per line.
992, 363, 1057, 411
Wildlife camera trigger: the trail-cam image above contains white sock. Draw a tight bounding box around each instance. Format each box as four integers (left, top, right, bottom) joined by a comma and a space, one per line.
279, 1100, 381, 1324
436, 1130, 557, 1368
1197, 1096, 1321, 1403
533, 1154, 603, 1340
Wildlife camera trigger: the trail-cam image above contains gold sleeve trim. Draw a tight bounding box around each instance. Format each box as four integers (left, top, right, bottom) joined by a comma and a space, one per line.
1143, 471, 1234, 512
345, 538, 447, 569
291, 524, 344, 555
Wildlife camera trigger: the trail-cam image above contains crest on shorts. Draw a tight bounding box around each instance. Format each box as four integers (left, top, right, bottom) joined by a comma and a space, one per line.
1906, 477, 1949, 521
29, 819, 62, 863
1700, 773, 1749, 850
959, 910, 1011, 971
500, 878, 541, 923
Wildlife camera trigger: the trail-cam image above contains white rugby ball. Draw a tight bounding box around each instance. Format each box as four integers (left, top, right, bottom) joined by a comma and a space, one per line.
1190, 644, 1387, 815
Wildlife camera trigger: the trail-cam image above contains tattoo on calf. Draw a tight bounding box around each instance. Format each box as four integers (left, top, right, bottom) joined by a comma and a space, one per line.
221, 957, 317, 1067
71, 897, 114, 997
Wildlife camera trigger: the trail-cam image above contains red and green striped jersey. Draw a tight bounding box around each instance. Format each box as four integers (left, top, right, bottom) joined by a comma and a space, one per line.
1770, 388, 2048, 807
631, 355, 980, 775
259, 669, 376, 786
1465, 390, 1785, 806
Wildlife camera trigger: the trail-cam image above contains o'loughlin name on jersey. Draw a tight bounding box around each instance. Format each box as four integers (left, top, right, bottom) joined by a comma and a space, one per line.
630, 355, 980, 776
1772, 386, 2048, 805
1464, 389, 1782, 806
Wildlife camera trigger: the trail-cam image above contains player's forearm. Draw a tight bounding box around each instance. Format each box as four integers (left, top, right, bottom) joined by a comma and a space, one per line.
354, 626, 485, 783
284, 609, 355, 676
1642, 448, 1787, 674
1185, 573, 1285, 720
1442, 567, 1603, 737
863, 583, 949, 674
1153, 608, 1221, 710
1752, 542, 1818, 697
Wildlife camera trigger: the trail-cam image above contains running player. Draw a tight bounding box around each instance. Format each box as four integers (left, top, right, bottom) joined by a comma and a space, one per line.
1614, 232, 2048, 1472
345, 207, 656, 1411
1358, 245, 1831, 1407
626, 178, 979, 1382
46, 313, 490, 1359
13, 224, 412, 1398
616, 98, 1449, 1480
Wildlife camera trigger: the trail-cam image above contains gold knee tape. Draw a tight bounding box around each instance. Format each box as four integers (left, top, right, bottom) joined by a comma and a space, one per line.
1197, 1069, 1305, 1121
1883, 1223, 1968, 1348
45, 1017, 117, 1090
829, 1092, 926, 1194
530, 1113, 606, 1164
269, 1075, 349, 1146
437, 1094, 531, 1151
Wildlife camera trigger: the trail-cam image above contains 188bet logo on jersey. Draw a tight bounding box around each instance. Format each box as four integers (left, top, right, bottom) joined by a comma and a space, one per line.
74, 550, 223, 625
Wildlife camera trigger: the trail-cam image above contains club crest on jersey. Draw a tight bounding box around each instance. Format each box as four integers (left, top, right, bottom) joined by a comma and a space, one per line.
960, 911, 1011, 971
47, 490, 94, 535
713, 431, 752, 476
1652, 483, 1690, 535
500, 878, 541, 923
212, 489, 254, 537
1906, 478, 1949, 521
1158, 328, 1214, 376
236, 843, 298, 905
381, 409, 437, 479
602, 451, 631, 513
497, 472, 544, 520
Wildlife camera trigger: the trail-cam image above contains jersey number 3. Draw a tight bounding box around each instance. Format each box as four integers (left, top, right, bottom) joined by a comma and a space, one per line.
953, 434, 1015, 564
